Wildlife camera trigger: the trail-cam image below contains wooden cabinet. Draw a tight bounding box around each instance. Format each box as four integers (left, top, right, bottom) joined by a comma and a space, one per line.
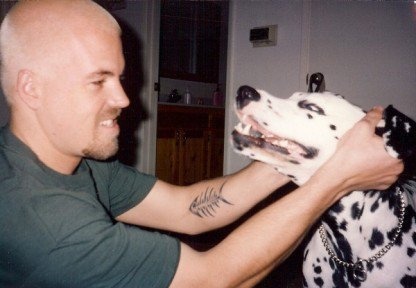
156, 104, 224, 185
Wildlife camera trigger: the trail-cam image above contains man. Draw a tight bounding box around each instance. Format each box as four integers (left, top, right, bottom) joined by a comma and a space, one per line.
0, 1, 403, 287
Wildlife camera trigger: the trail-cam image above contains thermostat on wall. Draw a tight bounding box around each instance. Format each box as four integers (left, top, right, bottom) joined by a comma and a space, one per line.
250, 25, 277, 47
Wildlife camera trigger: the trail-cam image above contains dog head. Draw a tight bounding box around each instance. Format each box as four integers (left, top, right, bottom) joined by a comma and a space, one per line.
232, 85, 416, 185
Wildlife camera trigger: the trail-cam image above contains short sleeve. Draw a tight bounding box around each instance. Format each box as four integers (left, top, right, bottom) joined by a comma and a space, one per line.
86, 160, 157, 217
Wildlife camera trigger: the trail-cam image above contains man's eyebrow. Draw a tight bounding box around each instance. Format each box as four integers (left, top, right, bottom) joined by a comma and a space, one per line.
87, 70, 115, 78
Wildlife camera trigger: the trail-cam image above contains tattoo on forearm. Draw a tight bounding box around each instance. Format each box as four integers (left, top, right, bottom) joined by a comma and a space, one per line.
189, 182, 233, 218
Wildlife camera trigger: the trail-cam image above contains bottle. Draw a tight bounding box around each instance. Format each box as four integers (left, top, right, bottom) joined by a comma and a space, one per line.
184, 87, 192, 105
212, 84, 223, 106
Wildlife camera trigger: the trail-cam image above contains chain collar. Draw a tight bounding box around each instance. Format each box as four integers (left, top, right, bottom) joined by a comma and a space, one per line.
318, 187, 406, 282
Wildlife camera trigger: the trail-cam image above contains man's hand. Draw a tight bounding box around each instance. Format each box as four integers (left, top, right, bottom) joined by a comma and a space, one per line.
313, 106, 404, 199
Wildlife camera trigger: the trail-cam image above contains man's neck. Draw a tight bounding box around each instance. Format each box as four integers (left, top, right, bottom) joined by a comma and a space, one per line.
10, 118, 81, 175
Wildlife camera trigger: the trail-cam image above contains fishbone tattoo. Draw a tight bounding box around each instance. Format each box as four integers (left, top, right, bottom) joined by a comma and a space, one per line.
189, 182, 232, 218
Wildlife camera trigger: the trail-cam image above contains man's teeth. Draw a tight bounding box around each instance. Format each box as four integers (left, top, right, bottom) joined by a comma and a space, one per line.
100, 119, 115, 127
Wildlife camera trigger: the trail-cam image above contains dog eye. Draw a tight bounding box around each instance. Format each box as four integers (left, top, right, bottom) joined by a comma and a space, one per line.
298, 100, 325, 115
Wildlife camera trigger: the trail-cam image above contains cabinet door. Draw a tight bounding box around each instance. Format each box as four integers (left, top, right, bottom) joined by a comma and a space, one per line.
156, 105, 225, 185
180, 129, 206, 185
155, 129, 180, 184
205, 128, 224, 179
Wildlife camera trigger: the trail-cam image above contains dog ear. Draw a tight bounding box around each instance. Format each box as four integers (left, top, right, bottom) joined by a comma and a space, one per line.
382, 105, 416, 176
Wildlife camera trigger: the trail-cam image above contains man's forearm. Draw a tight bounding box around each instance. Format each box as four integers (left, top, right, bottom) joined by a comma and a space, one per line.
184, 161, 290, 233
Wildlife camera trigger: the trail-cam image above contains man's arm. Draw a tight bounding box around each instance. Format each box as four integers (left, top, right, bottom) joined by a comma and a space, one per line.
116, 161, 290, 234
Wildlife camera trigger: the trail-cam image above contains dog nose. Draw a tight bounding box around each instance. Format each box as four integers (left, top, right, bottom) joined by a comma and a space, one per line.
236, 85, 260, 109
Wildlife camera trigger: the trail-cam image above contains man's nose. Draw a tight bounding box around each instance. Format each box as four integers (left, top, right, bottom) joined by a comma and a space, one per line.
108, 83, 130, 108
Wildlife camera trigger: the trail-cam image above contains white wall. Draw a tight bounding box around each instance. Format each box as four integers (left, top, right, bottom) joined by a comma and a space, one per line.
308, 1, 416, 118
223, 1, 416, 175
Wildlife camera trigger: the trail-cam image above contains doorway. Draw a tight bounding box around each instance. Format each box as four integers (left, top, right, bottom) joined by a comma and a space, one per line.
155, 0, 229, 185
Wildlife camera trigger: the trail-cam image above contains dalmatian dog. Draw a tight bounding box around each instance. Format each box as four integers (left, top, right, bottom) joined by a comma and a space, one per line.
232, 85, 416, 288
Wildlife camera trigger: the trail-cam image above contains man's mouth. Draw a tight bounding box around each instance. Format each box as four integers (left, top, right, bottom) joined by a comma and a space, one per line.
99, 110, 122, 128
100, 119, 117, 128
233, 115, 318, 159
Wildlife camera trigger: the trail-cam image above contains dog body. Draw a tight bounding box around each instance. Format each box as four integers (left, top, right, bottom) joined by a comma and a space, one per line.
232, 86, 416, 288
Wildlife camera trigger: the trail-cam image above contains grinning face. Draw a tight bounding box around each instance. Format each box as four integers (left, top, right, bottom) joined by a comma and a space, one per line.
35, 28, 129, 164
232, 86, 366, 185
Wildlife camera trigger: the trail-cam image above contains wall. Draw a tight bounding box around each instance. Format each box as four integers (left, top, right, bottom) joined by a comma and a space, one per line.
308, 1, 416, 118
223, 1, 416, 175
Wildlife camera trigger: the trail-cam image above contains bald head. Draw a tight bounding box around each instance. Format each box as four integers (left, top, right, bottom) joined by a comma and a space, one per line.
0, 0, 121, 104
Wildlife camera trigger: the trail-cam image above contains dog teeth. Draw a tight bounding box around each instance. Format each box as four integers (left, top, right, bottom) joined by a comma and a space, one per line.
242, 124, 252, 134
250, 129, 263, 138
280, 140, 289, 147
235, 122, 252, 135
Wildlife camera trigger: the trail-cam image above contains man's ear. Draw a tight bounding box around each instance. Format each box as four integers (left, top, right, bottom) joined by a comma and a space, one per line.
16, 69, 41, 109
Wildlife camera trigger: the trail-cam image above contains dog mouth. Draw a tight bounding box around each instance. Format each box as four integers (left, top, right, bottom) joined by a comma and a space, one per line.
232, 116, 318, 160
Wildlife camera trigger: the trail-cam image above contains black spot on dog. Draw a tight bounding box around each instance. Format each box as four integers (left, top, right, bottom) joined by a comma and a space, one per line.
370, 200, 379, 212
314, 277, 324, 287
339, 220, 347, 231
298, 100, 326, 115
307, 113, 313, 119
314, 266, 322, 274
376, 261, 384, 270
302, 146, 319, 159
329, 258, 335, 270
351, 201, 364, 220
334, 136, 339, 140
289, 160, 300, 164
267, 99, 271, 104
400, 275, 416, 287
366, 261, 374, 272
407, 247, 415, 257
262, 122, 268, 126
267, 105, 272, 109
331, 202, 345, 214
387, 226, 400, 244
330, 124, 336, 130
369, 228, 384, 249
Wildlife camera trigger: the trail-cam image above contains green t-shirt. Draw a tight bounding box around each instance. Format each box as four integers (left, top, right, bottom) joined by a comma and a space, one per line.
0, 126, 180, 287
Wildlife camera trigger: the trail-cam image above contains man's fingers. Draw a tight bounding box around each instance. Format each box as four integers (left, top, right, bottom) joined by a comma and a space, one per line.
361, 106, 383, 127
